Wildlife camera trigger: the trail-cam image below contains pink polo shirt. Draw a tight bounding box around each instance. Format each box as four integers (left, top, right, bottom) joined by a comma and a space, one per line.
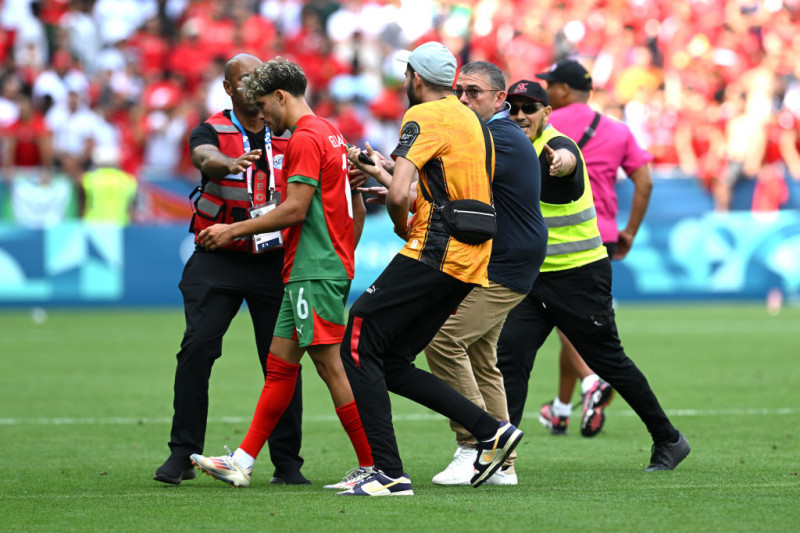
548, 103, 653, 243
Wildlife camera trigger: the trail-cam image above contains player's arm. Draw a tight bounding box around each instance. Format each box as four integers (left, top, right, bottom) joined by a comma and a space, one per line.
198, 181, 314, 250
615, 164, 652, 259
352, 190, 366, 247
191, 144, 263, 180
386, 156, 417, 239
347, 143, 394, 187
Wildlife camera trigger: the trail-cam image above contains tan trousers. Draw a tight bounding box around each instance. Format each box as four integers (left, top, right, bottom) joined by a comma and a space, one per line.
424, 280, 526, 464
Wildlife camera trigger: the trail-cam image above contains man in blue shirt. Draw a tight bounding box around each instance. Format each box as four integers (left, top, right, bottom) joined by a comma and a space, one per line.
423, 60, 548, 486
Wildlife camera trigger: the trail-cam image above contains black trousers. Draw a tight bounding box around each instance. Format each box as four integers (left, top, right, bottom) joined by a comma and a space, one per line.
496, 257, 677, 444
168, 248, 304, 474
341, 255, 499, 477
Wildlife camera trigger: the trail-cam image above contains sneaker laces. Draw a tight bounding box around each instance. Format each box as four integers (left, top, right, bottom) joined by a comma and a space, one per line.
342, 466, 372, 483
447, 446, 476, 469
340, 467, 360, 482
649, 443, 670, 466
223, 445, 248, 472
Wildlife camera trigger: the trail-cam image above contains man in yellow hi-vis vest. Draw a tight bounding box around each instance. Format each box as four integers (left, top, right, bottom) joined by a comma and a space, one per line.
495, 80, 690, 472
81, 147, 138, 225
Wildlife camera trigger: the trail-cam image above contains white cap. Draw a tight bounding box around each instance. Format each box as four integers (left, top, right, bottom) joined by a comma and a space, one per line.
395, 41, 456, 87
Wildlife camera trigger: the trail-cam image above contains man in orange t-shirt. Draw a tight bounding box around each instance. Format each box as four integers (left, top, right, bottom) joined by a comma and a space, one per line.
337, 42, 523, 497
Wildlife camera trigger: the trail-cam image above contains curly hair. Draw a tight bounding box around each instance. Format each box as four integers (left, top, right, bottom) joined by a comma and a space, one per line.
242, 58, 307, 103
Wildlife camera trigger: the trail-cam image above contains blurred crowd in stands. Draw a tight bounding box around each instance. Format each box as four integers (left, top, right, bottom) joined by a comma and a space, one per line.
1, 0, 799, 226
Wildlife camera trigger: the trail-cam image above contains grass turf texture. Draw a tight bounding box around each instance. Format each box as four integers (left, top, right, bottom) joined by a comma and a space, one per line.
1, 303, 798, 532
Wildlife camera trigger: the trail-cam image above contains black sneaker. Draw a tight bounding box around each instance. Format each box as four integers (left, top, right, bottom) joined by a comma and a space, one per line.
336, 470, 413, 496
471, 421, 523, 487
645, 432, 691, 471
269, 469, 311, 485
153, 455, 196, 485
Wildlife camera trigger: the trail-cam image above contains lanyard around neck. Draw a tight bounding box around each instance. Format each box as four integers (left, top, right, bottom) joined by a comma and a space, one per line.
488, 104, 510, 123
229, 110, 276, 202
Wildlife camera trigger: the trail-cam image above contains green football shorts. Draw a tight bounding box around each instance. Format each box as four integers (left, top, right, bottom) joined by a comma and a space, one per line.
273, 279, 351, 348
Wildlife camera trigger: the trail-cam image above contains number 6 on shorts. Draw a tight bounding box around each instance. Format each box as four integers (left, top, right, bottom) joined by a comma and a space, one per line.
273, 279, 351, 348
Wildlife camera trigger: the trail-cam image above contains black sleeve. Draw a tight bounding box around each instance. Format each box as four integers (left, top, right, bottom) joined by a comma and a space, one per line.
547, 136, 580, 163
189, 122, 219, 152
547, 136, 584, 182
540, 135, 586, 204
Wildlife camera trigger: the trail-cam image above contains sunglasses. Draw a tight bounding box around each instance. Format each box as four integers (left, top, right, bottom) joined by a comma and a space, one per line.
509, 102, 543, 115
454, 87, 499, 99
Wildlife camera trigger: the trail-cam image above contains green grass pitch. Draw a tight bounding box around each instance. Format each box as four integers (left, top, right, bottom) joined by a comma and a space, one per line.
1, 303, 798, 532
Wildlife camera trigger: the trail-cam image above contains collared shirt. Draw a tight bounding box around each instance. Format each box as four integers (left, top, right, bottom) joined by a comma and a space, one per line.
485, 113, 547, 293
548, 102, 653, 243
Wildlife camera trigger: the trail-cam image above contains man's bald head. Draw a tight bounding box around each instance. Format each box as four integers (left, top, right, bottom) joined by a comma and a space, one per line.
223, 54, 263, 117
224, 53, 262, 83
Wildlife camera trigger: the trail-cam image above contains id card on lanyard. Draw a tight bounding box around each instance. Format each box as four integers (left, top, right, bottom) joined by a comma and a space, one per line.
230, 111, 283, 253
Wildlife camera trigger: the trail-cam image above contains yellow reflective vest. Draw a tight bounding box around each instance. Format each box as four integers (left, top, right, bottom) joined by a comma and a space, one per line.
533, 125, 607, 272
82, 167, 138, 225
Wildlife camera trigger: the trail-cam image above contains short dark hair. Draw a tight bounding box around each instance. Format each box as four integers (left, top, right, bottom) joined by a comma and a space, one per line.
460, 61, 506, 91
407, 64, 453, 91
243, 58, 307, 102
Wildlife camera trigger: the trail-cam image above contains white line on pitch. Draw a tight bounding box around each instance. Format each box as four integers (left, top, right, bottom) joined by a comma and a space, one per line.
1, 407, 799, 426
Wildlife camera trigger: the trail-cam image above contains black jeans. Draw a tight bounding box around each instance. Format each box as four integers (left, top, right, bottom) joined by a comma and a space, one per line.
496, 257, 677, 444
168, 248, 304, 474
341, 255, 499, 477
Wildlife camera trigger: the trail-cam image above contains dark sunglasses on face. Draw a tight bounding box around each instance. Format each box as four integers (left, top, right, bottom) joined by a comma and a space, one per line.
509, 102, 542, 115
454, 87, 499, 99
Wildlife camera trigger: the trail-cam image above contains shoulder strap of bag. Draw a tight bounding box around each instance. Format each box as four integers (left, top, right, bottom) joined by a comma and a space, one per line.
418, 174, 435, 204
472, 111, 494, 205
577, 111, 601, 149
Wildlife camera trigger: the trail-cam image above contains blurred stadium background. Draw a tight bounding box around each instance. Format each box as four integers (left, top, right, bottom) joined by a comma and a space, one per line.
1, 0, 799, 308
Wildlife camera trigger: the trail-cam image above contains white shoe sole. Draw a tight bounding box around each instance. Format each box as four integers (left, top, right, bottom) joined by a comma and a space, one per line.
190, 455, 250, 488
483, 472, 518, 486
431, 477, 471, 485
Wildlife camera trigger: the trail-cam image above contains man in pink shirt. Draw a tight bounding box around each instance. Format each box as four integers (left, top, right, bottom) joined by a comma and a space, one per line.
534, 59, 653, 438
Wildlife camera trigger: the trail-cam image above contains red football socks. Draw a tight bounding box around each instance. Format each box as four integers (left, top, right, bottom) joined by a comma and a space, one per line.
335, 400, 374, 467
240, 353, 299, 458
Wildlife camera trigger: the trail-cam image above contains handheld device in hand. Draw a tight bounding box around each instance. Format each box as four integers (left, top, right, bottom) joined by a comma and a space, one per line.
346, 143, 375, 166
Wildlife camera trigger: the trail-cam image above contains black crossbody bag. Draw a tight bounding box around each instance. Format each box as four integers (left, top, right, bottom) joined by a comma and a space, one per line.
418, 114, 496, 245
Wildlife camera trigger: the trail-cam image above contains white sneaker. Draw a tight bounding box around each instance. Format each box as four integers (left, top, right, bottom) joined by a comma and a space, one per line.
323, 466, 374, 490
432, 446, 477, 485
484, 465, 518, 485
190, 446, 252, 488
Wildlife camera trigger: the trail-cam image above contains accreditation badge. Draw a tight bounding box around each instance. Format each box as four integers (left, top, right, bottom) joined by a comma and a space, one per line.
249, 191, 283, 253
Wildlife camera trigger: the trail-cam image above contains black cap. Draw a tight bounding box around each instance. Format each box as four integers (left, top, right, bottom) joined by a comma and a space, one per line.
507, 80, 549, 106
535, 59, 592, 91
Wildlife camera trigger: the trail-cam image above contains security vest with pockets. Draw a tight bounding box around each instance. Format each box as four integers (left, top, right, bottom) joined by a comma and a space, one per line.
189, 111, 286, 253
533, 125, 607, 272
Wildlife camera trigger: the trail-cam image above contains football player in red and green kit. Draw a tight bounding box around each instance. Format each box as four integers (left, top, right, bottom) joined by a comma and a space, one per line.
191, 59, 373, 490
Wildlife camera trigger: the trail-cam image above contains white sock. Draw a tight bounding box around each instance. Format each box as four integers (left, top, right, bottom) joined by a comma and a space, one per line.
232, 448, 255, 470
552, 398, 572, 417
581, 374, 600, 394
